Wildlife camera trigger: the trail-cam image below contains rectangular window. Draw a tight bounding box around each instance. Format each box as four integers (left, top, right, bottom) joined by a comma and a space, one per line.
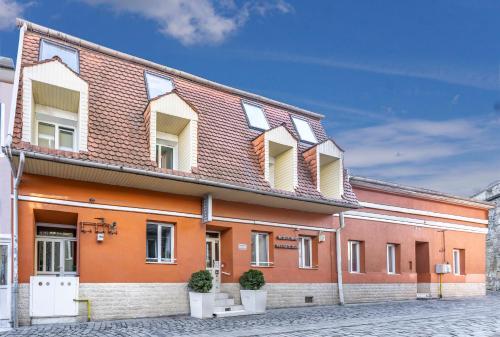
35, 225, 77, 276
145, 72, 174, 99
156, 143, 176, 169
242, 101, 269, 130
387, 244, 396, 274
146, 223, 174, 263
40, 39, 79, 73
0, 102, 5, 147
291, 116, 317, 143
298, 236, 313, 268
348, 241, 361, 273
251, 232, 270, 266
453, 249, 464, 275
37, 121, 75, 151
0, 244, 8, 286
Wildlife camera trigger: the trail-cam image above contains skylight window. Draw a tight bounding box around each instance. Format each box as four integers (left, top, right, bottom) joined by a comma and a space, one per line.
291, 116, 317, 143
242, 102, 269, 130
145, 72, 174, 99
40, 39, 79, 73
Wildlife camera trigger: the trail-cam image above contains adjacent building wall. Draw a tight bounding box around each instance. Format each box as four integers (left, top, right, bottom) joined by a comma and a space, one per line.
473, 181, 500, 290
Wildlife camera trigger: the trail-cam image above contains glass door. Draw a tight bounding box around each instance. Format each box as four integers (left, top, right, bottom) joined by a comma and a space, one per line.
205, 233, 220, 292
0, 243, 10, 320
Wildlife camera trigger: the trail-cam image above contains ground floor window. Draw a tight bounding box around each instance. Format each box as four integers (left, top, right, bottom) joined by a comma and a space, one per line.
453, 249, 465, 275
298, 236, 312, 268
35, 225, 77, 275
146, 223, 174, 263
251, 232, 270, 266
387, 244, 396, 274
0, 244, 8, 285
348, 240, 361, 273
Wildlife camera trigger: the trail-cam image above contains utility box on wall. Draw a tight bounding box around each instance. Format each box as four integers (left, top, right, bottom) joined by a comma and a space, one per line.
435, 263, 451, 274
30, 276, 79, 317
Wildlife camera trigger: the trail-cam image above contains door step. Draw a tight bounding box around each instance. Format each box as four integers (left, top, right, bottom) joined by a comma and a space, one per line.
213, 305, 247, 318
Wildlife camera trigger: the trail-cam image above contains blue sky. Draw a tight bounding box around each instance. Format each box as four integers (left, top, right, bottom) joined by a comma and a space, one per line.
0, 0, 499, 196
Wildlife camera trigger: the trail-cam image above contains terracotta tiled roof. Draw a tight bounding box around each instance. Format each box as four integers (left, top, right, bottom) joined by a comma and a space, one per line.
12, 30, 358, 207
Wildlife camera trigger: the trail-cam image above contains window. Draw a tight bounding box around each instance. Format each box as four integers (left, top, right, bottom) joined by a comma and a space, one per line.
291, 116, 317, 143
0, 102, 4, 147
453, 249, 464, 275
156, 141, 177, 170
37, 121, 75, 151
0, 244, 8, 286
298, 236, 313, 268
387, 244, 396, 274
251, 232, 270, 266
242, 102, 269, 130
40, 39, 79, 73
146, 223, 174, 263
35, 225, 77, 275
348, 241, 361, 273
145, 72, 174, 99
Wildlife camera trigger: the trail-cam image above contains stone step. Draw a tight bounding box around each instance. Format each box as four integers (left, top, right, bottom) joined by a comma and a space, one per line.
416, 293, 433, 300
214, 292, 229, 300
215, 298, 235, 306
214, 304, 245, 313
213, 309, 248, 318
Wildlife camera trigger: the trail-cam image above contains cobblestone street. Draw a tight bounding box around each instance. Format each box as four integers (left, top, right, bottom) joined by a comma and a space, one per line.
2, 292, 499, 337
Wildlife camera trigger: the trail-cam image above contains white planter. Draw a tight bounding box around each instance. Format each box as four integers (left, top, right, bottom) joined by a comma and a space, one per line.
240, 289, 267, 314
189, 292, 215, 319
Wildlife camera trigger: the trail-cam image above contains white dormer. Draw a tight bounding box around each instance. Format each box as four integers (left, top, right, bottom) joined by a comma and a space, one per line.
22, 59, 88, 152
304, 140, 343, 199
253, 125, 298, 192
147, 92, 198, 172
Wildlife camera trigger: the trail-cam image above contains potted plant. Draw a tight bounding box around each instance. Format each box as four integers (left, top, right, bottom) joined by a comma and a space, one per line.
239, 269, 267, 314
188, 270, 214, 318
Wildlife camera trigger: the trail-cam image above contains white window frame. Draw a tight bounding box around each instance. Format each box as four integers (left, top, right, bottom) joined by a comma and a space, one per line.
348, 240, 361, 273
39, 39, 80, 73
156, 141, 178, 170
291, 116, 317, 144
0, 102, 5, 148
242, 101, 270, 131
146, 223, 175, 264
145, 71, 174, 100
453, 249, 461, 275
36, 120, 76, 151
35, 225, 77, 276
387, 244, 396, 275
298, 236, 313, 268
251, 232, 271, 267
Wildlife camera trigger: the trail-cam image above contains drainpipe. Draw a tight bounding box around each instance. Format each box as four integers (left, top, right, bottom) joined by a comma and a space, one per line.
336, 213, 346, 305
5, 148, 25, 328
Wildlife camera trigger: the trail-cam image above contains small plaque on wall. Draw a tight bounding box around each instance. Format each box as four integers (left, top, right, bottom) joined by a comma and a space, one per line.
238, 243, 247, 251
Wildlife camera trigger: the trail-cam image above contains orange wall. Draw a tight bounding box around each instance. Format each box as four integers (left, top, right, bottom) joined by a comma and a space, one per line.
18, 174, 487, 285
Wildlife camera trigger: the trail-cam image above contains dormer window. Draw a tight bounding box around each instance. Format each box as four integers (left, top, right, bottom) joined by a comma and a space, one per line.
291, 116, 317, 144
242, 101, 269, 131
145, 72, 174, 99
22, 59, 89, 152
252, 125, 298, 192
303, 140, 344, 199
146, 92, 198, 172
40, 39, 79, 73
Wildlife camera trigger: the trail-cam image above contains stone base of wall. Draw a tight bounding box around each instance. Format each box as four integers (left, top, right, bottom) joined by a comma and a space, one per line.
79, 283, 190, 321
426, 282, 486, 298
222, 283, 338, 308
18, 283, 30, 326
343, 283, 417, 303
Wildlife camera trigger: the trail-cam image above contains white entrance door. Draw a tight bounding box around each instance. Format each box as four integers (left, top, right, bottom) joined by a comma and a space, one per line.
205, 233, 221, 292
0, 241, 11, 321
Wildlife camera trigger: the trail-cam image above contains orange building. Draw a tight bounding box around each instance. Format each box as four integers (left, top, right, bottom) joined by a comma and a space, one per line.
1, 20, 491, 326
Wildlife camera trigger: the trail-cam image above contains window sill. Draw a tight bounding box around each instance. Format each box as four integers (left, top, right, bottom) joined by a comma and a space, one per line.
251, 264, 274, 268
145, 261, 177, 265
299, 266, 319, 270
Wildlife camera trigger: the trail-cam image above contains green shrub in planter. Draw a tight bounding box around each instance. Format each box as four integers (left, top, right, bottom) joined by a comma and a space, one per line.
239, 269, 265, 290
188, 270, 213, 293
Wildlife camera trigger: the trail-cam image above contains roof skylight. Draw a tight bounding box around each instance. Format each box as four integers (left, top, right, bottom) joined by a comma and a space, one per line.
291, 116, 317, 143
242, 102, 269, 130
145, 72, 174, 99
40, 39, 79, 73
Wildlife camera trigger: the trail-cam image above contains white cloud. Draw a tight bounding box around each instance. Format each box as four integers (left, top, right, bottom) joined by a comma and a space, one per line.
82, 0, 292, 46
338, 117, 500, 196
0, 0, 25, 30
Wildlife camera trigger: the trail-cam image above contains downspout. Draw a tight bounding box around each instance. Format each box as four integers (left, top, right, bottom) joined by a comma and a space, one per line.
6, 149, 24, 328
336, 212, 346, 305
